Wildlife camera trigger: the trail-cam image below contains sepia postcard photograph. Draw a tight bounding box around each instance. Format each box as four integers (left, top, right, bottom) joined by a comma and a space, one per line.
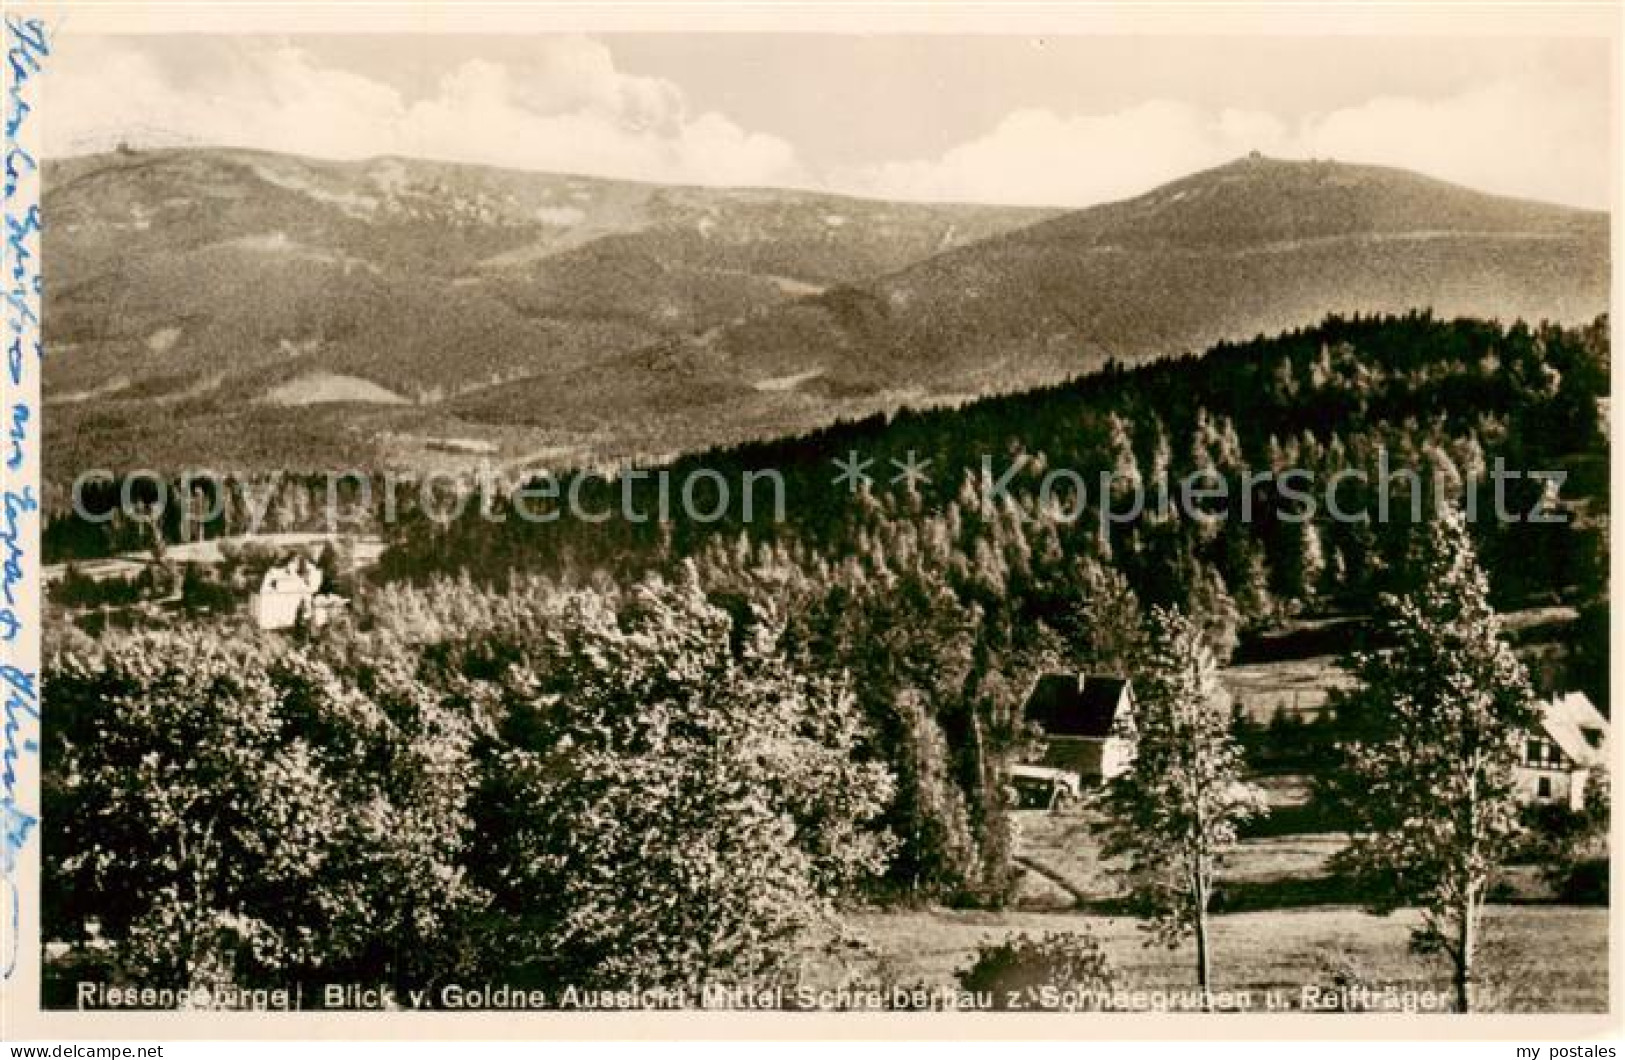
0, 1, 1619, 1048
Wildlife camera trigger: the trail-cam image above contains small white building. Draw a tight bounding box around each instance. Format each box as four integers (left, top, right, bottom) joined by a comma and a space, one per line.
249, 557, 325, 631
1516, 692, 1609, 811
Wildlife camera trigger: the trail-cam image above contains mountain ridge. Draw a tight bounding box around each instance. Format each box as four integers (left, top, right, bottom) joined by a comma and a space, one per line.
43, 148, 1608, 478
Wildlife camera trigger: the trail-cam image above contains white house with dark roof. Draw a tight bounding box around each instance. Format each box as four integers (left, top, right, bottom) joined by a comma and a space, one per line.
1019, 673, 1138, 787
249, 557, 330, 631
1516, 692, 1609, 811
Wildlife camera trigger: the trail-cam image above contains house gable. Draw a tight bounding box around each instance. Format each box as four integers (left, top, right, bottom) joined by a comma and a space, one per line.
1020, 673, 1136, 785
1022, 673, 1134, 740
1537, 692, 1609, 769
1517, 692, 1609, 810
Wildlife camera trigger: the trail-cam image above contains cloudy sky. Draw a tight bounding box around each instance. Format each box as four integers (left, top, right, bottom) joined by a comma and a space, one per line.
45, 33, 1612, 209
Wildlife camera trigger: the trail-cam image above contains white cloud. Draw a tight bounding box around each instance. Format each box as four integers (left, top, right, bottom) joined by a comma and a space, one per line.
46, 38, 405, 161
44, 36, 803, 189
1298, 77, 1608, 209
846, 75, 1608, 210
844, 101, 1289, 207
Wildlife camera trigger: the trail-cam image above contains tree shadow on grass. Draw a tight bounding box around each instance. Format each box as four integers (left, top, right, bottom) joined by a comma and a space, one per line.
1068, 873, 1369, 916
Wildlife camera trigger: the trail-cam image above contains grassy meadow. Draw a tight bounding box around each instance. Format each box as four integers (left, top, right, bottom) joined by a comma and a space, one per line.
846, 904, 1607, 1013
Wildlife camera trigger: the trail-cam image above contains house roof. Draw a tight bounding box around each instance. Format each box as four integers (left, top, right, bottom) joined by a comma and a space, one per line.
1023, 673, 1132, 739
259, 558, 322, 596
1538, 692, 1609, 769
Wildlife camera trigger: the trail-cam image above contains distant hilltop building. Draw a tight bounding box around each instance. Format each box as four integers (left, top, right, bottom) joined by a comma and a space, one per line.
1517, 691, 1609, 810
68, 124, 202, 156
249, 557, 345, 631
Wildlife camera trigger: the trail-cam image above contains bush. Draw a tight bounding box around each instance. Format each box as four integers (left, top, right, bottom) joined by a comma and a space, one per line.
44, 630, 489, 994
1515, 800, 1594, 863
1519, 781, 1609, 905
1551, 857, 1609, 905
956, 930, 1115, 1010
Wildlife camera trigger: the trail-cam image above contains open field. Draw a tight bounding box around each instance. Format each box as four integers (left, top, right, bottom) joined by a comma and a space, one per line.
44, 532, 386, 584
989, 783, 1595, 1013
845, 904, 1607, 1012
1223, 656, 1347, 723
1013, 790, 1558, 911
1220, 606, 1581, 725
1012, 804, 1348, 909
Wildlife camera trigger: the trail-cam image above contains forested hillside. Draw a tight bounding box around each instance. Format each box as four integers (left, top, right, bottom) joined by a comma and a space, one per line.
368, 313, 1609, 903
385, 311, 1609, 629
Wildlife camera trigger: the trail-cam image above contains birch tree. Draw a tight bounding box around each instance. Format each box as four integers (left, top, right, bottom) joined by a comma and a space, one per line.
1326, 507, 1535, 1012
1097, 606, 1265, 1002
